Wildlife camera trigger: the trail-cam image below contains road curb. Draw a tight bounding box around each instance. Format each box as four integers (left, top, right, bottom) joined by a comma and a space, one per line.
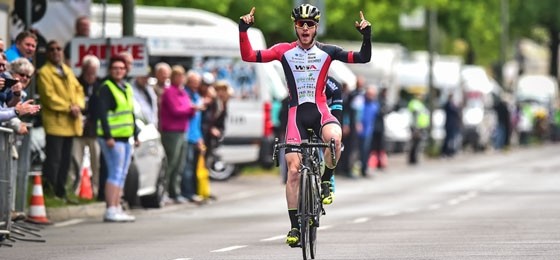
46, 202, 106, 222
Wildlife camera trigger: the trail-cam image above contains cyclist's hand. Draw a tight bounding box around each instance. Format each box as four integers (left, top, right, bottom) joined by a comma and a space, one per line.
354, 11, 371, 36
239, 7, 255, 32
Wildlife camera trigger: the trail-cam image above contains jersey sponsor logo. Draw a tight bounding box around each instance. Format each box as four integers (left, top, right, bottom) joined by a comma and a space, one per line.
294, 64, 318, 71
296, 73, 316, 84
326, 80, 337, 90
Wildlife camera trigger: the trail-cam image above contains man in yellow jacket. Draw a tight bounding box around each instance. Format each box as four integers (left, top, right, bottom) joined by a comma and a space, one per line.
37, 40, 85, 201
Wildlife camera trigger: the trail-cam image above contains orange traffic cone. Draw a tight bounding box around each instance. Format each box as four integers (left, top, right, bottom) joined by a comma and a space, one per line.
379, 151, 388, 168
78, 167, 93, 200
27, 174, 52, 225
78, 146, 93, 200
368, 152, 378, 169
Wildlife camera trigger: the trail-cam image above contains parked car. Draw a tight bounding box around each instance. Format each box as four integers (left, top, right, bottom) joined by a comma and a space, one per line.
124, 120, 167, 208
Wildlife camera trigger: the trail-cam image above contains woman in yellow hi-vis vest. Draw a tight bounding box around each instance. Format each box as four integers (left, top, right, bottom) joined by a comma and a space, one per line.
97, 56, 139, 222
408, 94, 430, 165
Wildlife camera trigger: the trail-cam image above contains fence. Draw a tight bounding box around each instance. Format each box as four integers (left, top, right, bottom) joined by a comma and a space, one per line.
0, 126, 14, 237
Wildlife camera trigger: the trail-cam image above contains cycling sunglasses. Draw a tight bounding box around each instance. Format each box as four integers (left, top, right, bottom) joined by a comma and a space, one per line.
295, 20, 317, 28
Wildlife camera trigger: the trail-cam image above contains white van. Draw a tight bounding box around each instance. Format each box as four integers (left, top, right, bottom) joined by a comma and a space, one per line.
89, 4, 287, 180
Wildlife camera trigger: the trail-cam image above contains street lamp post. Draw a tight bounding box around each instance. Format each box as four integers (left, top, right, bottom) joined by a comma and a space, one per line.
426, 8, 437, 149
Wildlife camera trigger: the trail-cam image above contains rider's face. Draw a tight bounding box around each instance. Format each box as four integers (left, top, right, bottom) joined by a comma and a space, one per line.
295, 20, 317, 46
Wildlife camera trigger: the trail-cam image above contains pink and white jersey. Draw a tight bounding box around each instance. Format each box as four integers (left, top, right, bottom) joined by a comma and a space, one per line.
239, 31, 371, 143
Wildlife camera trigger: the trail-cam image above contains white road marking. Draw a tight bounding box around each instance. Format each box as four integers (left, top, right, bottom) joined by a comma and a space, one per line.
352, 217, 369, 224
318, 225, 333, 231
428, 203, 442, 210
211, 245, 248, 253
447, 198, 461, 205
403, 207, 419, 213
380, 211, 400, 217
260, 235, 285, 242
53, 218, 85, 228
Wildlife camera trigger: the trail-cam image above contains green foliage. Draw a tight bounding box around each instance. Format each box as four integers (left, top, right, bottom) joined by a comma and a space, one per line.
97, 0, 555, 69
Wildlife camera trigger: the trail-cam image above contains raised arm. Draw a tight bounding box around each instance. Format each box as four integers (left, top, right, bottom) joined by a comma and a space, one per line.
332, 11, 372, 63
238, 7, 282, 63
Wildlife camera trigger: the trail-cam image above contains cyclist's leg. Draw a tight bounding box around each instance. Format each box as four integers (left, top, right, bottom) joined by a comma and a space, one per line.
320, 122, 342, 205
285, 105, 307, 245
321, 122, 342, 172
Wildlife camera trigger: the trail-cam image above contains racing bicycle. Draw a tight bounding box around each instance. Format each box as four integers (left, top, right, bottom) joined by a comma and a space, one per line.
273, 130, 336, 260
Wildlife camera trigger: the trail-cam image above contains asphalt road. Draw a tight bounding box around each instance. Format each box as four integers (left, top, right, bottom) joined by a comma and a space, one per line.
3, 145, 560, 260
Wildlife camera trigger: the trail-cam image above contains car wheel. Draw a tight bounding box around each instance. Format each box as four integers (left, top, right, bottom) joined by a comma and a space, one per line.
140, 158, 166, 208
208, 158, 238, 181
124, 162, 141, 208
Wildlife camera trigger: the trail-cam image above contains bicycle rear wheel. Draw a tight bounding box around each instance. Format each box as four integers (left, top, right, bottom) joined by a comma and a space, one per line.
299, 168, 312, 260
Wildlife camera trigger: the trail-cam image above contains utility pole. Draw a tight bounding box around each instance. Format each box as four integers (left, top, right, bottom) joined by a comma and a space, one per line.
426, 8, 437, 147
122, 0, 135, 36
499, 0, 509, 87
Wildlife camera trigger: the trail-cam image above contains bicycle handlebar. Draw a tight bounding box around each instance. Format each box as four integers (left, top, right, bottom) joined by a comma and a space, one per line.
272, 138, 337, 167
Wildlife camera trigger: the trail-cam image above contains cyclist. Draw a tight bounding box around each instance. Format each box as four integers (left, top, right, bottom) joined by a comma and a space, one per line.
239, 4, 372, 246
278, 75, 343, 192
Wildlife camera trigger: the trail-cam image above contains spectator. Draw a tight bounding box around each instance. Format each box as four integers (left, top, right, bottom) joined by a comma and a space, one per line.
370, 86, 389, 169
181, 70, 205, 203
96, 55, 139, 222
118, 51, 134, 83
71, 54, 102, 197
37, 40, 84, 201
339, 76, 366, 178
159, 65, 195, 204
153, 62, 171, 102
64, 16, 91, 66
5, 30, 37, 62
3, 58, 36, 136
441, 93, 462, 157
132, 71, 158, 125
205, 80, 231, 177
407, 90, 430, 165
0, 38, 5, 53
200, 73, 218, 162
358, 85, 379, 177
492, 95, 511, 150
0, 68, 40, 122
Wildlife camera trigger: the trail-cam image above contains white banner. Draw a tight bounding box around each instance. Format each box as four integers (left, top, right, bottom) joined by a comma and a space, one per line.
70, 37, 149, 77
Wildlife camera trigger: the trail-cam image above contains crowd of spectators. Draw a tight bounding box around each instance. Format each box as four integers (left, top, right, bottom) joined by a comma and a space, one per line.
2, 16, 233, 223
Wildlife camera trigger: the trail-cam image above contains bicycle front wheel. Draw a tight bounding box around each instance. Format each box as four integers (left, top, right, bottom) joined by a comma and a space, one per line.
309, 173, 321, 259
299, 168, 312, 260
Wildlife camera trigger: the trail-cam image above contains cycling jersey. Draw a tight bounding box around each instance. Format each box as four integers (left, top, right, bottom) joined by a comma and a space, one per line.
239, 30, 370, 144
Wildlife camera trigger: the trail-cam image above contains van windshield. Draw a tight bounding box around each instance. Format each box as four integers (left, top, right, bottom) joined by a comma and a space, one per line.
150, 56, 259, 100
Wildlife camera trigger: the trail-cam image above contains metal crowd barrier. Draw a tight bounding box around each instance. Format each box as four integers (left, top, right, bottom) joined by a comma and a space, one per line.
0, 126, 14, 237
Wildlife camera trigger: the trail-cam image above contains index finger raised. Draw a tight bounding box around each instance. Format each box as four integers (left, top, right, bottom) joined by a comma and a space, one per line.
249, 7, 255, 16
359, 11, 365, 21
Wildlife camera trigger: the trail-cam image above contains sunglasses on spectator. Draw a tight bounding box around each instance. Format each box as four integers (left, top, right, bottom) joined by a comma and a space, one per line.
17, 72, 32, 79
48, 47, 62, 52
295, 20, 317, 28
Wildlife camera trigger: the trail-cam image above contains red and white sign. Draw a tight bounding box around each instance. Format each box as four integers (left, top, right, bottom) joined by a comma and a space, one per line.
70, 37, 149, 77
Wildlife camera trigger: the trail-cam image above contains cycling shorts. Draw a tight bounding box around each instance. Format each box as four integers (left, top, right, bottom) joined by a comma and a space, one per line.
285, 102, 339, 154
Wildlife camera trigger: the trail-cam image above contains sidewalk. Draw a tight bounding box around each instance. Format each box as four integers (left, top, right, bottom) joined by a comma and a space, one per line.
46, 172, 284, 223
